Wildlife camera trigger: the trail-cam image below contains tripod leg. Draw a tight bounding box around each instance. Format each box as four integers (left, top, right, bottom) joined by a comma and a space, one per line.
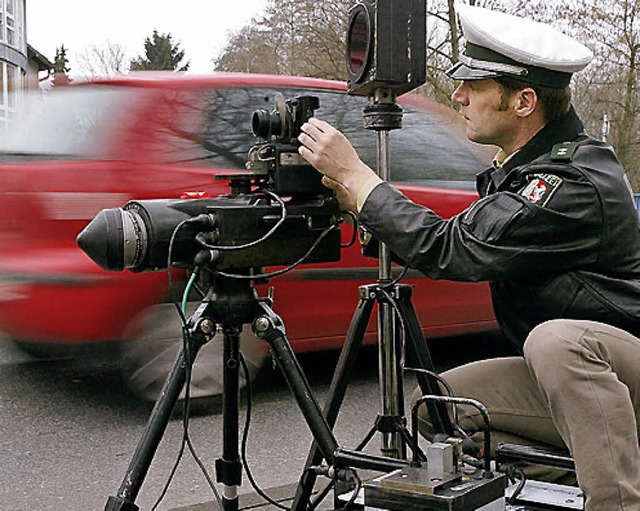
215, 326, 243, 511
290, 289, 375, 511
393, 285, 453, 436
105, 328, 205, 511
254, 303, 340, 461
378, 286, 406, 459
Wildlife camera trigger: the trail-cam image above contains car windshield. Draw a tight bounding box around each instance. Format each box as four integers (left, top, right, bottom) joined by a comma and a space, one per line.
0, 86, 141, 160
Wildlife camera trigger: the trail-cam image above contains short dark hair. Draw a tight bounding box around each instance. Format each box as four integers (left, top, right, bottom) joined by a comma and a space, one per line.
494, 76, 572, 124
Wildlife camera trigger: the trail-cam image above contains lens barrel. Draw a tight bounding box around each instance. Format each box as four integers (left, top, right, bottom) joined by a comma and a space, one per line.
252, 109, 283, 139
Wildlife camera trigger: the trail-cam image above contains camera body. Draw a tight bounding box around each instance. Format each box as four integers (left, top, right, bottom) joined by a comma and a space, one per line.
247, 93, 327, 196
346, 0, 427, 97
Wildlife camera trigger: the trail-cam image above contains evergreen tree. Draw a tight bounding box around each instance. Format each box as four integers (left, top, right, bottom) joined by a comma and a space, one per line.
52, 45, 72, 87
129, 30, 190, 71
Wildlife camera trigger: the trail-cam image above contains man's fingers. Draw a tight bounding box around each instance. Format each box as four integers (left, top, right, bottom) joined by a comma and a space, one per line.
298, 132, 315, 147
302, 117, 334, 138
321, 175, 339, 189
308, 117, 331, 132
298, 144, 312, 158
301, 121, 322, 138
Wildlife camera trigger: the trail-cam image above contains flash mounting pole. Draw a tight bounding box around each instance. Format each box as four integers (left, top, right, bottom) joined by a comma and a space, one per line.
364, 87, 405, 458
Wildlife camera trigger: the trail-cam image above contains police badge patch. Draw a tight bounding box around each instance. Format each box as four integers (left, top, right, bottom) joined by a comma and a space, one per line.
518, 174, 563, 206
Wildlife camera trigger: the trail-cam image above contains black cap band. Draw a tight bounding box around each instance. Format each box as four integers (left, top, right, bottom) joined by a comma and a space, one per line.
449, 42, 573, 88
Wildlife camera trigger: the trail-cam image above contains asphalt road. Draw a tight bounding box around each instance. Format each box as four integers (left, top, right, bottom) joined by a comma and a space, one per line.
0, 331, 514, 511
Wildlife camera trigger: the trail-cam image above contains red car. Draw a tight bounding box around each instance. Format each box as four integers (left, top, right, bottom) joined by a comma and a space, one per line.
0, 73, 496, 400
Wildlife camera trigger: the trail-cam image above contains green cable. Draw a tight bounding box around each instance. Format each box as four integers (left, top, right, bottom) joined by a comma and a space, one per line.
182, 271, 198, 315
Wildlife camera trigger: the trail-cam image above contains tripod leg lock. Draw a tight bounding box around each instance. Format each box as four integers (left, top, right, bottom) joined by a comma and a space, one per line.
215, 457, 242, 487
252, 303, 286, 343
374, 414, 407, 434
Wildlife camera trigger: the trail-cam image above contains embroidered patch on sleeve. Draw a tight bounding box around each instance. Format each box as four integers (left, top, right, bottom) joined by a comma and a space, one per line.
518, 174, 563, 207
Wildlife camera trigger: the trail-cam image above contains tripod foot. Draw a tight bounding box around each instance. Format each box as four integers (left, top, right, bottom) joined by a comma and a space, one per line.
104, 496, 139, 511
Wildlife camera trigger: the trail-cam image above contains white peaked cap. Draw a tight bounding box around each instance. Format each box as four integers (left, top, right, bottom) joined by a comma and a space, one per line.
447, 3, 593, 88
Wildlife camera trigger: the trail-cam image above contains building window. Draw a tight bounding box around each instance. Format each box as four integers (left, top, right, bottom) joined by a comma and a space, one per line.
0, 62, 22, 129
7, 62, 15, 106
0, 64, 4, 106
0, 0, 25, 51
0, 0, 28, 130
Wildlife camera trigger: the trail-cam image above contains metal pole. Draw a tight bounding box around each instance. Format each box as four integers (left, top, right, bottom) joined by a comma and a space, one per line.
376, 129, 404, 459
364, 88, 405, 458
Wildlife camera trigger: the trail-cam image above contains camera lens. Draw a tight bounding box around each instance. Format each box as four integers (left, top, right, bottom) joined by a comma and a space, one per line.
76, 207, 147, 271
121, 209, 148, 269
252, 109, 283, 139
77, 208, 126, 271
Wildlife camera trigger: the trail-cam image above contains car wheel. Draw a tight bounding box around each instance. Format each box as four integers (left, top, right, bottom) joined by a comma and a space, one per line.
120, 303, 268, 403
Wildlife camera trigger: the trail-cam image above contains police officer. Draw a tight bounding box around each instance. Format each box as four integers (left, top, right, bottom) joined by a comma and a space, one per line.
298, 4, 640, 510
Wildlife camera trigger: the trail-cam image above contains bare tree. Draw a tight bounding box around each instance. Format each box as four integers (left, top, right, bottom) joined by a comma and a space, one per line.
214, 0, 350, 79
77, 42, 128, 78
214, 18, 280, 73
557, 0, 640, 189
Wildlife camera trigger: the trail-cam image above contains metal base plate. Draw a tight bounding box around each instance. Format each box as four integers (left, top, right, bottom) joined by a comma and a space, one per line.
505, 480, 584, 510
363, 467, 508, 510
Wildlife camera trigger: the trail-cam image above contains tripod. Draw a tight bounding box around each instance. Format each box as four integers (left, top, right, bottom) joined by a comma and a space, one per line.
290, 90, 453, 510
104, 273, 417, 511
103, 90, 452, 511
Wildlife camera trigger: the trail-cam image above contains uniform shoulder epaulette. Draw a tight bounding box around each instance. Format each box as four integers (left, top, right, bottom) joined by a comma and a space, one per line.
550, 142, 579, 162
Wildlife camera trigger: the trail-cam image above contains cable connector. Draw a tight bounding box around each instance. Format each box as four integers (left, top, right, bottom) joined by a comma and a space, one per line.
193, 249, 220, 268
309, 465, 357, 483
185, 213, 215, 228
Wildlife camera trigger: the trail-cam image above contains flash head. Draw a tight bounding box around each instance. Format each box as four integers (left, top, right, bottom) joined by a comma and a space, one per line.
345, 0, 427, 97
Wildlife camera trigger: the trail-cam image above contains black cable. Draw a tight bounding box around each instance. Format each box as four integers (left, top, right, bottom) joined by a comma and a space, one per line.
150, 322, 194, 511
239, 353, 289, 510
307, 478, 334, 510
149, 252, 194, 510
381, 263, 410, 289
338, 471, 362, 511
167, 219, 192, 302
212, 220, 341, 280
176, 307, 221, 505
504, 465, 527, 504
196, 188, 287, 252
340, 211, 358, 249
150, 301, 223, 510
413, 395, 493, 475
403, 366, 465, 435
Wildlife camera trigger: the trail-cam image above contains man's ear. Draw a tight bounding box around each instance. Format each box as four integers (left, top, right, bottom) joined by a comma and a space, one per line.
515, 88, 538, 118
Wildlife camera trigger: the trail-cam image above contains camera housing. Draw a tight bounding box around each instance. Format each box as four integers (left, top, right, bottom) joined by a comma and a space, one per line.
76, 94, 342, 274
346, 0, 427, 97
77, 193, 341, 272
247, 93, 327, 196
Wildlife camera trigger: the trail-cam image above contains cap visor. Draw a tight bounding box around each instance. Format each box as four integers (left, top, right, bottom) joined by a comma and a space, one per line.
446, 62, 501, 81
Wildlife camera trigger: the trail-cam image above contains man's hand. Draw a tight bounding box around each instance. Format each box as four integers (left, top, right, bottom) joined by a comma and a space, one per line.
322, 176, 356, 224
298, 118, 379, 213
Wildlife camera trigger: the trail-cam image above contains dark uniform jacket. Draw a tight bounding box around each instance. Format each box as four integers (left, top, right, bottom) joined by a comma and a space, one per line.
359, 107, 640, 351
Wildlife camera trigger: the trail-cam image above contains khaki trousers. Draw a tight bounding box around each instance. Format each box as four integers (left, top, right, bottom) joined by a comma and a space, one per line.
411, 319, 640, 511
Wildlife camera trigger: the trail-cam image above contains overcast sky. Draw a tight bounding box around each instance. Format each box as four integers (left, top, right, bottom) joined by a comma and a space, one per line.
25, 0, 271, 76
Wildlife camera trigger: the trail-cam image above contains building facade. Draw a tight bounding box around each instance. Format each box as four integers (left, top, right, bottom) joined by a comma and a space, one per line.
0, 0, 27, 128
0, 0, 51, 131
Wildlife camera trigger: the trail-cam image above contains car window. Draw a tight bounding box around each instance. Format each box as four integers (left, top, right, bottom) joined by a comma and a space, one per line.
0, 83, 488, 186
167, 86, 487, 186
0, 86, 142, 160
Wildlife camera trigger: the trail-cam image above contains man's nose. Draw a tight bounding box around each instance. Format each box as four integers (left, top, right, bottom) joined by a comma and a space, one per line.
451, 83, 468, 105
